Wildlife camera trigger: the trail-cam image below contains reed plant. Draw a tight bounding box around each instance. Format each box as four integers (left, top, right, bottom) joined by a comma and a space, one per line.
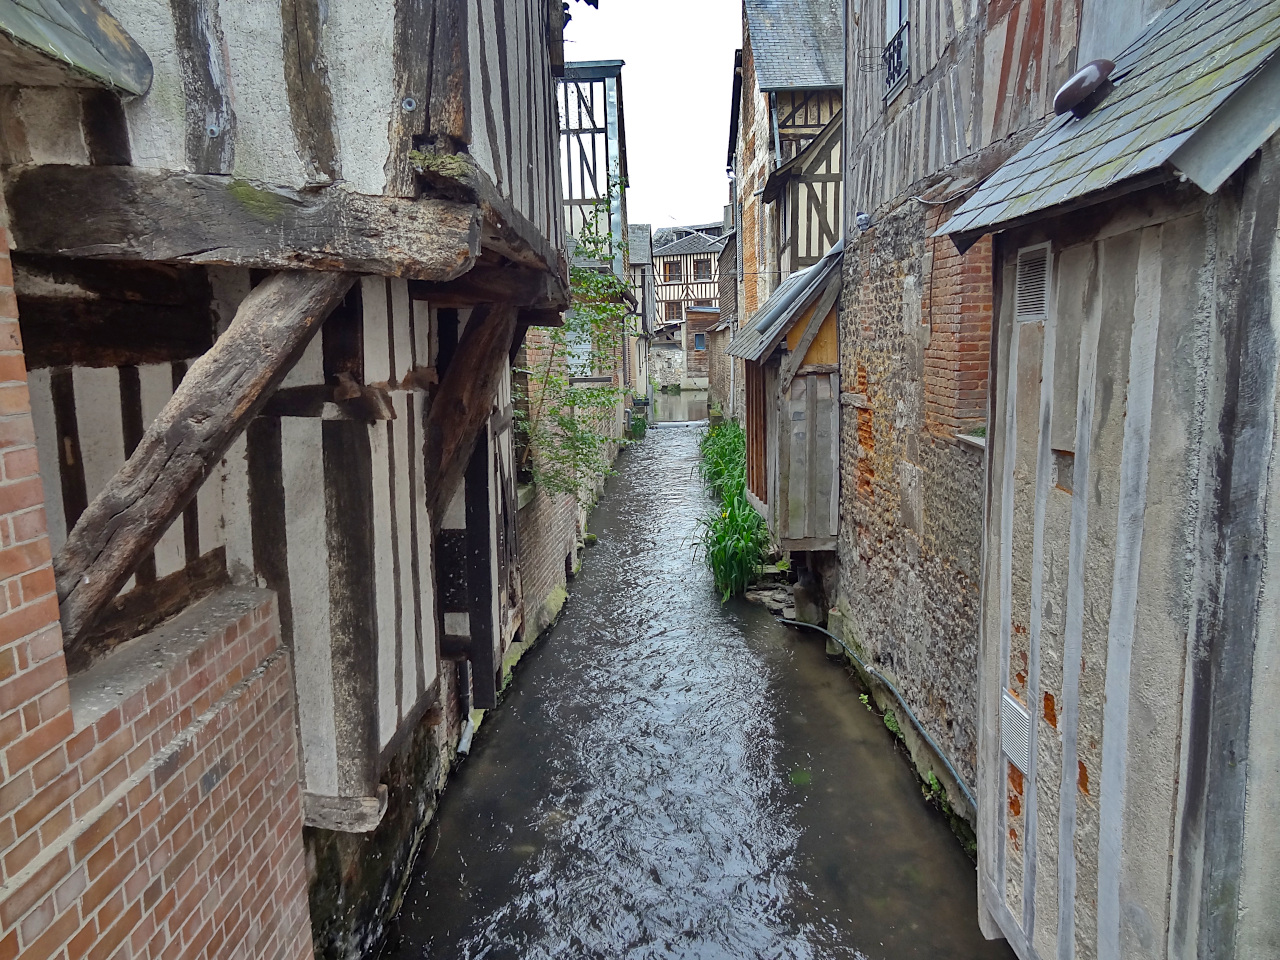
695, 422, 769, 600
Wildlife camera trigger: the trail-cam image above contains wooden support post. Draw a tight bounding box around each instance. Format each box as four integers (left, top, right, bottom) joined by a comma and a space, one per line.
54, 270, 356, 647
422, 303, 518, 529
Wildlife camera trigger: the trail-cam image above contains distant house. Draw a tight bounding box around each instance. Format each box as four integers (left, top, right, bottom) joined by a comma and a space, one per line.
653, 227, 728, 388
626, 224, 656, 395
727, 0, 843, 576
653, 230, 727, 327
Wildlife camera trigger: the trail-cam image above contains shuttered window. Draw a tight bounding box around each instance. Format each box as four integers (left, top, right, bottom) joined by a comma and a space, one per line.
1014, 243, 1052, 323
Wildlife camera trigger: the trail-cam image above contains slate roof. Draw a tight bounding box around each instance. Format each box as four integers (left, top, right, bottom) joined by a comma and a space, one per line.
941, 0, 1280, 246
729, 239, 843, 362
653, 233, 728, 257
653, 222, 724, 247
628, 224, 653, 264
0, 0, 151, 94
745, 0, 843, 92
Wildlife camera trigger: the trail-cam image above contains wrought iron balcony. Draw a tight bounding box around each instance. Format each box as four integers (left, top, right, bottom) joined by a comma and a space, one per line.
883, 22, 909, 98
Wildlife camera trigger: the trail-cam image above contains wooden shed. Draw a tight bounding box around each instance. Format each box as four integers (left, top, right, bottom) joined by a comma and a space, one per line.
728, 240, 842, 552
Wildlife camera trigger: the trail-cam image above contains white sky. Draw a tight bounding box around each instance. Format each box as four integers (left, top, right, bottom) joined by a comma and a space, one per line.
563, 0, 742, 233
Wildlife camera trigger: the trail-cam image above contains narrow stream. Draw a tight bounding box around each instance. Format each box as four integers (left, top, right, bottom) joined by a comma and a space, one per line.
385, 427, 1013, 960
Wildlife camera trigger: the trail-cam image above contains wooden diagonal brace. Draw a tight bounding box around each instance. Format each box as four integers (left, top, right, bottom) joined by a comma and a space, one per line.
54, 270, 356, 648
422, 303, 519, 530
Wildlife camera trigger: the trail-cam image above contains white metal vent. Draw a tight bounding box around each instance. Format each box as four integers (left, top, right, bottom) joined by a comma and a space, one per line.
1014, 243, 1051, 322
1001, 690, 1032, 773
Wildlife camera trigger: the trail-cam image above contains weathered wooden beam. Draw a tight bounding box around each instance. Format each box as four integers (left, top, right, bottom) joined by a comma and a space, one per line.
6, 164, 480, 281
413, 153, 569, 306
407, 263, 558, 308
54, 270, 356, 647
422, 303, 518, 529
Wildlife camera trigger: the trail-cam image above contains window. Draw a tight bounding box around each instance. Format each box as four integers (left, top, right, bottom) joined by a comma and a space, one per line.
693, 259, 712, 281
694, 333, 706, 351
694, 299, 713, 308
665, 301, 683, 321
883, 0, 909, 96
663, 261, 682, 283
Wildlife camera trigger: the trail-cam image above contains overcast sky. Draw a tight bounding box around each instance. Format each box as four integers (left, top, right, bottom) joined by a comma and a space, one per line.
563, 0, 742, 233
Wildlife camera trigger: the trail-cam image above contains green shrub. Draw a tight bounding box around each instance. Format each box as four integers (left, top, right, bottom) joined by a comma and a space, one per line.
695, 422, 769, 600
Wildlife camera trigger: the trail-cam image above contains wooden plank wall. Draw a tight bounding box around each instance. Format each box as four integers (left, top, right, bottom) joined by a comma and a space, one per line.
777, 372, 839, 547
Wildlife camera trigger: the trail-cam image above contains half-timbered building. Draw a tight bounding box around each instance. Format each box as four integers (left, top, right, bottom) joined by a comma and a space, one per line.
936, 3, 1280, 958
0, 1, 569, 957
653, 229, 726, 388
726, 0, 843, 589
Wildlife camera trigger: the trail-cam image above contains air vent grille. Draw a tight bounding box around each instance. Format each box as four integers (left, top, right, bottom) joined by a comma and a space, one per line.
1015, 244, 1051, 322
1001, 690, 1032, 773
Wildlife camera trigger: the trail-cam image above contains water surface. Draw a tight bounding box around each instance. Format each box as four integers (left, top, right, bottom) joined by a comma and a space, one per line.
385, 427, 1013, 960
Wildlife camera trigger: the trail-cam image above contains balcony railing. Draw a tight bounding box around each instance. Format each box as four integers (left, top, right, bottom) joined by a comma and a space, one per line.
883, 22, 909, 98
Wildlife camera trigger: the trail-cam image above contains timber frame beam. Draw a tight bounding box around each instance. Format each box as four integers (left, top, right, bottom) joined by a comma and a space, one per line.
5, 164, 482, 282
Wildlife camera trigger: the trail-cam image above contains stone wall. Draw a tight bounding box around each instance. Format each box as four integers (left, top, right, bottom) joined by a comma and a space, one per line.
707, 327, 732, 412
836, 196, 992, 791
516, 485, 579, 641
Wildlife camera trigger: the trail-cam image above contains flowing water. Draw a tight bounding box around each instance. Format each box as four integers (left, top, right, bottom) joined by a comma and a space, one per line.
385, 427, 1014, 960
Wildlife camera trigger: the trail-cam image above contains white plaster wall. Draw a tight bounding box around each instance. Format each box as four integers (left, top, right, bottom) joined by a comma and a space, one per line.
282, 417, 340, 795
103, 0, 188, 170
18, 89, 88, 164
468, 0, 499, 186
322, 0, 395, 196
220, 0, 311, 186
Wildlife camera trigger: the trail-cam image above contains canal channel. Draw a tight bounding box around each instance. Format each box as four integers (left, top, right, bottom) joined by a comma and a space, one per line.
384, 426, 1014, 960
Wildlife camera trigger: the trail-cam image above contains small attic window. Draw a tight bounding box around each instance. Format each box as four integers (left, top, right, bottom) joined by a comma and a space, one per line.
1014, 243, 1051, 322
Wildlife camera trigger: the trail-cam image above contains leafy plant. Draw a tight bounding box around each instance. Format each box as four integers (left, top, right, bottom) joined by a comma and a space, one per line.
514, 186, 632, 504
859, 693, 872, 711
883, 710, 901, 737
694, 422, 770, 600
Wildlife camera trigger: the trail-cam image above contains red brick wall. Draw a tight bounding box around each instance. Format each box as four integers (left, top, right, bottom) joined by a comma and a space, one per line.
922, 206, 992, 436
0, 220, 313, 960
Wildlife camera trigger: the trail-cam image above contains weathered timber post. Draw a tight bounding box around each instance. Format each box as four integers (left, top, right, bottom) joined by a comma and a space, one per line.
54, 270, 356, 647
422, 303, 519, 530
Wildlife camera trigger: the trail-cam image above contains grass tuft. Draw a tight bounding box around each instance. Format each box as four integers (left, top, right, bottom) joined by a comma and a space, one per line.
694, 422, 770, 601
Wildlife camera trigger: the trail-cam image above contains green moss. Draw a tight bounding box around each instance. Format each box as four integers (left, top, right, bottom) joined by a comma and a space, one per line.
227, 179, 285, 221
408, 150, 473, 182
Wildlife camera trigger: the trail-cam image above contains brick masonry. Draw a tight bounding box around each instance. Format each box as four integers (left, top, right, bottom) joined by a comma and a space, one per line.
0, 219, 313, 960
837, 196, 992, 790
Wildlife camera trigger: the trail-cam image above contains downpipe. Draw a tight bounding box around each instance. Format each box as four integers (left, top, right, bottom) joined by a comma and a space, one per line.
778, 617, 978, 813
